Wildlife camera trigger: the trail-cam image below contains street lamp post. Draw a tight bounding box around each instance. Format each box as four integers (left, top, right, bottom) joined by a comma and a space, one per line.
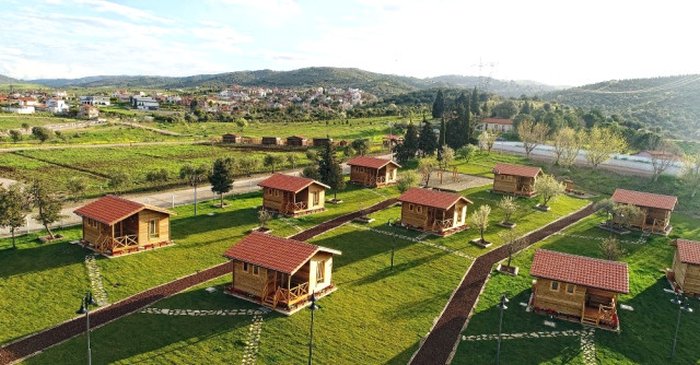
76, 291, 97, 365
496, 294, 509, 365
669, 292, 693, 359
308, 294, 320, 365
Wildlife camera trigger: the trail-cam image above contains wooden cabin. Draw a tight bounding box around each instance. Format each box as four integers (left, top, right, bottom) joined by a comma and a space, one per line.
261, 136, 282, 146
611, 188, 677, 234
258, 174, 328, 216
312, 137, 333, 147
530, 249, 629, 331
224, 232, 341, 315
346, 156, 401, 187
670, 239, 700, 295
74, 195, 174, 256
222, 133, 241, 144
397, 188, 473, 236
286, 135, 308, 147
492, 163, 543, 197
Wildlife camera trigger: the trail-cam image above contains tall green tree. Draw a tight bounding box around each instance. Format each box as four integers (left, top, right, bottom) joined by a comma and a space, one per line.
470, 87, 480, 116
395, 122, 419, 163
209, 158, 235, 208
0, 184, 30, 249
317, 144, 345, 201
29, 180, 63, 240
263, 154, 284, 173
432, 89, 445, 119
418, 118, 438, 156
180, 164, 208, 216
520, 101, 532, 114
350, 138, 370, 156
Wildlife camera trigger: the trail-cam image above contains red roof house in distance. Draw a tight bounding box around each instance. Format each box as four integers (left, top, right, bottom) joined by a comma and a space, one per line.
397, 188, 473, 235
74, 195, 174, 256
346, 156, 401, 187
258, 174, 329, 216
492, 163, 543, 197
479, 118, 514, 133
670, 239, 700, 295
223, 232, 341, 315
530, 249, 629, 330
611, 188, 677, 234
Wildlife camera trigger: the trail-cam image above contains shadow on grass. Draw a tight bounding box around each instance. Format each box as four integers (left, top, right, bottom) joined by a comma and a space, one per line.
352, 250, 451, 287
0, 239, 85, 278
311, 228, 416, 271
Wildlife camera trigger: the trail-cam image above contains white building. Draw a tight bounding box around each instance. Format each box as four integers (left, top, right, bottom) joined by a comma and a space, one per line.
131, 96, 159, 110
45, 99, 69, 113
3, 106, 35, 114
478, 118, 514, 133
80, 96, 111, 106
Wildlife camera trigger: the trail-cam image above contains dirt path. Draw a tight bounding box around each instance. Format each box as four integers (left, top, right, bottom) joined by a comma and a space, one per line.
0, 198, 397, 365
408, 203, 596, 365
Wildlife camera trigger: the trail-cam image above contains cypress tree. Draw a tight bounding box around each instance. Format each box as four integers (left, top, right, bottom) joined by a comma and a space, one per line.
395, 122, 419, 162
418, 118, 438, 156
318, 143, 346, 201
432, 90, 445, 119
470, 87, 480, 115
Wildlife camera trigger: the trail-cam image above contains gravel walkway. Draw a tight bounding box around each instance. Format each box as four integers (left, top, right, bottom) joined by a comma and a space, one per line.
408, 203, 596, 365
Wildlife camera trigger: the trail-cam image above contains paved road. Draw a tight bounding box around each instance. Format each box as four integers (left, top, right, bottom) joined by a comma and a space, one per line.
0, 154, 391, 237
493, 141, 682, 177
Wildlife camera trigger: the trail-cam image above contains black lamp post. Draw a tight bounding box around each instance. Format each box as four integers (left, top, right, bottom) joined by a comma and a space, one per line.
308, 294, 320, 365
76, 291, 97, 365
669, 291, 693, 359
496, 294, 509, 365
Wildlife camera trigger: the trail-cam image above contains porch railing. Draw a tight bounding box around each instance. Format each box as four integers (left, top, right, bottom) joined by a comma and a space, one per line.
433, 218, 454, 230
286, 201, 307, 212
272, 282, 309, 308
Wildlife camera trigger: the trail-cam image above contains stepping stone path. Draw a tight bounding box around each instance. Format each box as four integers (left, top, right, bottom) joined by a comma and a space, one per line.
549, 231, 647, 245
138, 307, 270, 316
462, 328, 597, 365
241, 313, 264, 365
351, 224, 473, 260
84, 254, 109, 306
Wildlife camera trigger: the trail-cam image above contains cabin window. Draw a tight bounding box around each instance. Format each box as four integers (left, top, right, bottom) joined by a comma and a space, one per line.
316, 260, 326, 282
408, 204, 414, 212
252, 265, 260, 276
550, 281, 560, 291
416, 206, 422, 213
148, 219, 159, 238
312, 191, 320, 206
274, 190, 280, 197
243, 262, 249, 273
566, 284, 575, 294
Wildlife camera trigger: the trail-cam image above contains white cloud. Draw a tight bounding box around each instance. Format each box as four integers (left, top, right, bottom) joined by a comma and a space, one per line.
73, 0, 173, 23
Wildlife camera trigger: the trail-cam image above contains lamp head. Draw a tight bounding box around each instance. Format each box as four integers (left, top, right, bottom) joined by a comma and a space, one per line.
87, 292, 97, 306
76, 301, 87, 315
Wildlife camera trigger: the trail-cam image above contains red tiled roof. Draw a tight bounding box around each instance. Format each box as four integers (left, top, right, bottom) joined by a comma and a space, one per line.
398, 188, 472, 210
493, 163, 542, 178
611, 188, 677, 211
223, 232, 341, 274
481, 118, 513, 126
258, 174, 329, 193
347, 156, 401, 169
531, 249, 629, 294
74, 195, 173, 225
675, 239, 700, 265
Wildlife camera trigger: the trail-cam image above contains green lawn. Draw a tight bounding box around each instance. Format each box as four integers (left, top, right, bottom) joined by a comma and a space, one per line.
0, 114, 78, 129
23, 222, 469, 364
453, 213, 700, 365
0, 185, 395, 345
0, 124, 188, 148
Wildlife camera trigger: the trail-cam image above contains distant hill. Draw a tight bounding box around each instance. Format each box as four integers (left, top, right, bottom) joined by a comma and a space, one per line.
26, 67, 559, 97
545, 75, 700, 139
0, 74, 19, 84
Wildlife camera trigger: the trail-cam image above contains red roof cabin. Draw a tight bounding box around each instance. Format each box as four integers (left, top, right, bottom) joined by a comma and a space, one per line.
530, 249, 629, 331
286, 135, 308, 147
670, 239, 700, 296
479, 118, 514, 133
74, 195, 174, 256
611, 188, 677, 235
397, 188, 473, 236
261, 136, 282, 146
346, 156, 401, 187
224, 232, 341, 315
492, 163, 543, 197
258, 174, 329, 216
222, 133, 241, 144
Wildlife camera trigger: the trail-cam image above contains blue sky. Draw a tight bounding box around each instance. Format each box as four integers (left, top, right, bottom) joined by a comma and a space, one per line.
1, 0, 699, 86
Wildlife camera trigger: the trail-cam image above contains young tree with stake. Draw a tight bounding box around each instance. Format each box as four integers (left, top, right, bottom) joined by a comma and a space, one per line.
0, 184, 31, 249
180, 164, 208, 216
534, 174, 564, 209
471, 205, 491, 245
28, 180, 64, 240
209, 158, 235, 208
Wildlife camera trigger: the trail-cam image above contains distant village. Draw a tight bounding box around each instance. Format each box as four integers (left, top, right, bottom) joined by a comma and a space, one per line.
0, 85, 374, 121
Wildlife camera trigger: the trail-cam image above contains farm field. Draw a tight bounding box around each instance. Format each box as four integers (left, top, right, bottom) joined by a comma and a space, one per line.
0, 114, 78, 129
0, 144, 311, 198
453, 213, 700, 365
0, 184, 397, 344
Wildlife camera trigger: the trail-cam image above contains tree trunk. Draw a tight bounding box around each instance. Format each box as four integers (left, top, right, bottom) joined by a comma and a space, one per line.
507, 253, 512, 267
480, 228, 485, 243
220, 193, 224, 208
44, 223, 55, 240
194, 185, 198, 216
11, 228, 16, 249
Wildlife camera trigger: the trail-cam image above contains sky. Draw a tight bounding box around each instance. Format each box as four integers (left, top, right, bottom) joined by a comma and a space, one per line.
1, 0, 699, 86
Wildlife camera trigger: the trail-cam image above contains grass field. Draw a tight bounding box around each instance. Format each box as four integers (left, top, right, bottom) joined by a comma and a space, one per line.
0, 144, 311, 198
453, 213, 700, 365
0, 124, 188, 148
0, 114, 78, 129
0, 183, 397, 344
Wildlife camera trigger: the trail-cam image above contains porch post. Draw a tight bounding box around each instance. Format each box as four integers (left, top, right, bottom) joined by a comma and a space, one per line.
110, 224, 115, 253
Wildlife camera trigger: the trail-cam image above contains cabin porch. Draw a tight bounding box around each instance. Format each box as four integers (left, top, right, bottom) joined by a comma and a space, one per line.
271, 190, 325, 217
82, 215, 141, 255
351, 166, 395, 187
613, 206, 672, 235
529, 289, 620, 331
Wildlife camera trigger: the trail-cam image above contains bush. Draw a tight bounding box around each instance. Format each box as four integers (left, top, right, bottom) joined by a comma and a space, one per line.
145, 169, 170, 182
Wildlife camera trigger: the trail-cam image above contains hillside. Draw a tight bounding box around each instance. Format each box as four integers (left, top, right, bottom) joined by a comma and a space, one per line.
546, 75, 700, 140
0, 74, 19, 84
26, 67, 558, 97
